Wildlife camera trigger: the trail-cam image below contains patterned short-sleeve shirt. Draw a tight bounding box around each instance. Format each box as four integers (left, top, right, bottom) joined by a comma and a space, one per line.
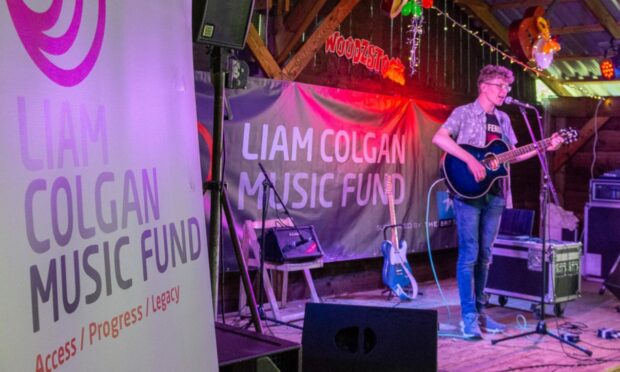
441, 99, 518, 148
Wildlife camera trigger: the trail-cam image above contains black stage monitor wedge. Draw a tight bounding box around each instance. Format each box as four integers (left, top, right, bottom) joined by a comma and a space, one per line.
302, 303, 438, 372
192, 0, 255, 49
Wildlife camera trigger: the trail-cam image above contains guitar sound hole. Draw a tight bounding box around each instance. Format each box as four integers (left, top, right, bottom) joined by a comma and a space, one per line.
484, 155, 500, 171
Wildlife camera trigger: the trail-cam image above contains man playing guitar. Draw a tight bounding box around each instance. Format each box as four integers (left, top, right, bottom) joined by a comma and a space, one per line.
431, 65, 563, 339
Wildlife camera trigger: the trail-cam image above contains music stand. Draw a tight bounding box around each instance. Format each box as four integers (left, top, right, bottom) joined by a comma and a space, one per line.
491, 106, 591, 356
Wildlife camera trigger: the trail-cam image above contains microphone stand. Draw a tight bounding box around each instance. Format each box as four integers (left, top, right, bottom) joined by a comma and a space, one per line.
258, 163, 311, 245
206, 47, 263, 333
255, 162, 306, 330
491, 106, 591, 356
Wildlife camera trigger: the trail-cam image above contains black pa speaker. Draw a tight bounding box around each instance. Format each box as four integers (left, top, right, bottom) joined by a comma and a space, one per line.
584, 203, 620, 279
302, 303, 438, 372
192, 0, 255, 49
264, 225, 323, 263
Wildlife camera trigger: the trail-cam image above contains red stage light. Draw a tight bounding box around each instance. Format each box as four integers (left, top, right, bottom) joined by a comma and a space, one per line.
600, 58, 615, 80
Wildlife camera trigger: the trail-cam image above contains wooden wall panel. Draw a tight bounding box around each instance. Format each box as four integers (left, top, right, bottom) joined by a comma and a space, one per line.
551, 115, 620, 222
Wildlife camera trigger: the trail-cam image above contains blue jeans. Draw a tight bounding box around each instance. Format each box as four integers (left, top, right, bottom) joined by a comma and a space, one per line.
454, 194, 505, 318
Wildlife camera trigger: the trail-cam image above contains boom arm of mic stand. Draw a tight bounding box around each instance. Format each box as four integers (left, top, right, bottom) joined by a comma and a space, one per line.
258, 163, 308, 241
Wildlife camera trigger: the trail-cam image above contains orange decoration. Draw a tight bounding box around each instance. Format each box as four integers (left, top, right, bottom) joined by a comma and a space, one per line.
382, 59, 406, 85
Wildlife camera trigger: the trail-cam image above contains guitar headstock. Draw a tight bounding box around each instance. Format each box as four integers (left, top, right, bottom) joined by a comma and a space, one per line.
558, 127, 579, 144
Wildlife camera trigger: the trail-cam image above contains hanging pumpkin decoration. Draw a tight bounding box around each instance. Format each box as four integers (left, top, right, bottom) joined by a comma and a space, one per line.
509, 6, 561, 70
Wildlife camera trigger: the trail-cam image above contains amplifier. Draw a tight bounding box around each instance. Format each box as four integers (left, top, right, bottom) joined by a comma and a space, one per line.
584, 202, 620, 280
590, 179, 620, 204
264, 225, 323, 263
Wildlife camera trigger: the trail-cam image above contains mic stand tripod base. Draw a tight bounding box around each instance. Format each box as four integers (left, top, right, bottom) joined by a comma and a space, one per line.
491, 319, 592, 356
256, 305, 304, 330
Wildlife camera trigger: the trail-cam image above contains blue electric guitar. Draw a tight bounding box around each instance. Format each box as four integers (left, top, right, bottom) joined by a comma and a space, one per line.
381, 174, 418, 301
442, 127, 578, 199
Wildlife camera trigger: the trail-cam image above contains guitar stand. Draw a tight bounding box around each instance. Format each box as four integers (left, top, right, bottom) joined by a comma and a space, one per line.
382, 287, 423, 301
382, 288, 394, 301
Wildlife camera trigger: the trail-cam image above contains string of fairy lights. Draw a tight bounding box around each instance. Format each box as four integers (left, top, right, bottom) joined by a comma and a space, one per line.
430, 7, 544, 75
404, 5, 604, 99
406, 10, 424, 76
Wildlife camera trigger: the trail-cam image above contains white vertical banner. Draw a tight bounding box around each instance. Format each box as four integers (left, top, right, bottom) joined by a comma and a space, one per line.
0, 1, 217, 371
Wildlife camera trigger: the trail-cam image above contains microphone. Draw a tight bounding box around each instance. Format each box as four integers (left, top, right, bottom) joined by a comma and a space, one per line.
504, 96, 534, 109
282, 236, 313, 253
294, 236, 312, 247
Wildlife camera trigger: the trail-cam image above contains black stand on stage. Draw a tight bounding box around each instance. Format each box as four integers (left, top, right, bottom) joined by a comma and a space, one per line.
491, 106, 591, 356
255, 162, 308, 330
206, 46, 263, 334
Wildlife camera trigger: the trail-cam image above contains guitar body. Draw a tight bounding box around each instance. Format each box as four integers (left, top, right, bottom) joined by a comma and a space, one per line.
442, 139, 510, 199
381, 240, 416, 301
442, 128, 579, 199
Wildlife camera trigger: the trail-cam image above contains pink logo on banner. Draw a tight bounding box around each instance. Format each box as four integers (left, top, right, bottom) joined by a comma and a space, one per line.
7, 0, 106, 87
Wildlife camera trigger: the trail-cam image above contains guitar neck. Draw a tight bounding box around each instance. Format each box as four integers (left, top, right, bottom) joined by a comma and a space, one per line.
495, 137, 553, 164
388, 193, 399, 249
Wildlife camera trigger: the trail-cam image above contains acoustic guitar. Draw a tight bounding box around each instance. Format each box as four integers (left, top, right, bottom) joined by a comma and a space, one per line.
442, 127, 578, 199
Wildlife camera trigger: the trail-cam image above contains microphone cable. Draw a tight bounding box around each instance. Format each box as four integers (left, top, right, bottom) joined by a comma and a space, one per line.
589, 98, 605, 181
424, 177, 453, 320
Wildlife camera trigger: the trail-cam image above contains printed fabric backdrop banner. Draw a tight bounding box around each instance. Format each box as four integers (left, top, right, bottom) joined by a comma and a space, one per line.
0, 2, 217, 371
196, 74, 457, 270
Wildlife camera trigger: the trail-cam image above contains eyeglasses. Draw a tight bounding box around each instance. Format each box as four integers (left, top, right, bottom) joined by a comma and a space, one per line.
484, 82, 512, 92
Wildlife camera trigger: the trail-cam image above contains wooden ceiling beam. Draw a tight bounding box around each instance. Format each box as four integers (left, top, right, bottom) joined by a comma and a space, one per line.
281, 0, 360, 81
491, 0, 572, 11
254, 0, 273, 11
454, 0, 509, 45
454, 0, 571, 96
275, 0, 328, 64
538, 74, 572, 97
552, 115, 611, 172
554, 54, 602, 62
246, 25, 285, 79
561, 78, 620, 84
547, 97, 620, 116
583, 0, 620, 39
552, 23, 606, 35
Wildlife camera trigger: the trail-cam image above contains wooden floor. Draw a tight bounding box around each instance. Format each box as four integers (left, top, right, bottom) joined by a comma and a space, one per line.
221, 278, 620, 371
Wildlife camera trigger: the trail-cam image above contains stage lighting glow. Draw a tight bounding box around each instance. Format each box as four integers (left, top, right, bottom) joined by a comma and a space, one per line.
600, 58, 615, 80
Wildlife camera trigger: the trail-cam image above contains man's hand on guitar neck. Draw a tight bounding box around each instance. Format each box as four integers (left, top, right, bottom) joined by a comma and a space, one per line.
547, 132, 563, 151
